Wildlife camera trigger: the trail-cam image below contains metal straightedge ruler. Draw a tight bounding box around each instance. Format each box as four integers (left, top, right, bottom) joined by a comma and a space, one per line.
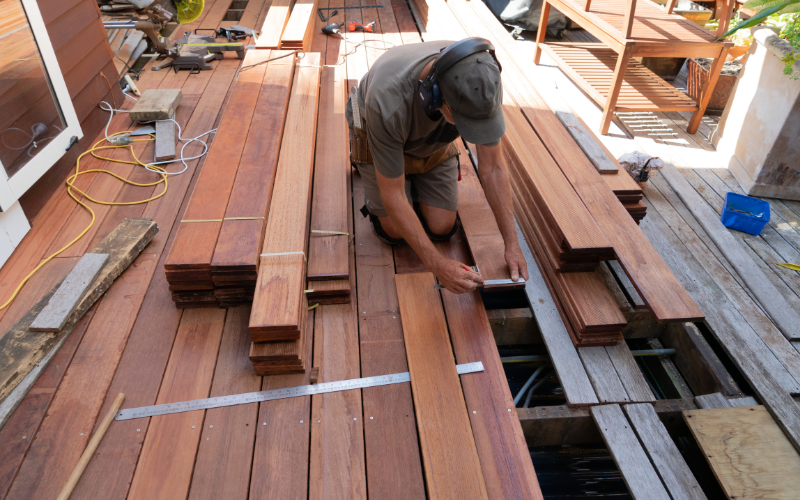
433, 278, 526, 290
116, 361, 484, 421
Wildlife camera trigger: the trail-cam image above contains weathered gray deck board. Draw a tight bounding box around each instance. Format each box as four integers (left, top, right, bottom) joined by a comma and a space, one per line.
695, 393, 731, 409
591, 404, 671, 500
624, 403, 707, 500
661, 163, 800, 341
30, 254, 108, 332
605, 342, 655, 403
578, 347, 630, 404
516, 222, 599, 407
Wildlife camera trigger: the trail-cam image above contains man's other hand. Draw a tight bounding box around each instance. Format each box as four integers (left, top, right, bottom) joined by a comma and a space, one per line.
505, 243, 529, 282
434, 259, 483, 294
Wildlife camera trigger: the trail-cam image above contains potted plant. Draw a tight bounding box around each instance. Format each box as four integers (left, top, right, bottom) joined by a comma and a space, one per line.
711, 5, 800, 199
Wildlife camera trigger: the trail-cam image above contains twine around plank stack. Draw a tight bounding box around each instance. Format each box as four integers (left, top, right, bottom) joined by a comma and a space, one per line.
248, 53, 322, 374
164, 51, 295, 308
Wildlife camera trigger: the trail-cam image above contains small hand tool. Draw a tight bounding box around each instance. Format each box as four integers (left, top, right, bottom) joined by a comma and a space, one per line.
322, 22, 345, 35
348, 20, 376, 32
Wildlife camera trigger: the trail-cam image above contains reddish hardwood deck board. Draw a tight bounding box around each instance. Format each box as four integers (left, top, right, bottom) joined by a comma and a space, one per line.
456, 0, 702, 323
211, 52, 295, 275
455, 141, 520, 289
309, 300, 366, 499
250, 54, 321, 338
249, 310, 314, 500
256, 0, 292, 49
127, 308, 226, 500
5, 252, 158, 500
395, 272, 489, 500
51, 59, 239, 500
354, 175, 426, 499
165, 51, 269, 273
280, 0, 318, 50
188, 306, 261, 500
0, 308, 95, 499
307, 65, 349, 282
437, 238, 544, 500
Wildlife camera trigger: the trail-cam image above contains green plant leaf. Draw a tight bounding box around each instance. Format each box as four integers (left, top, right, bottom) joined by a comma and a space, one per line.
781, 2, 800, 11
718, 1, 793, 39
744, 0, 792, 10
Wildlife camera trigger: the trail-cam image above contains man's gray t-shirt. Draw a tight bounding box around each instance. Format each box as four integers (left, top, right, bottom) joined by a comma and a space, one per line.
354, 41, 462, 179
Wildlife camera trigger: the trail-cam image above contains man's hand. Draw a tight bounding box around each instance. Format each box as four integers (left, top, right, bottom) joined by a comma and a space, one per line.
434, 259, 483, 294
505, 243, 529, 282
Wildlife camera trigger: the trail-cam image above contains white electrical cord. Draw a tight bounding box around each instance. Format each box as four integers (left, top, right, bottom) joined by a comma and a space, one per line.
98, 101, 217, 176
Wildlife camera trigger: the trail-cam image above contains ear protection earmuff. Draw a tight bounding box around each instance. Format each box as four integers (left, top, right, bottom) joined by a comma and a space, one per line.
418, 37, 501, 118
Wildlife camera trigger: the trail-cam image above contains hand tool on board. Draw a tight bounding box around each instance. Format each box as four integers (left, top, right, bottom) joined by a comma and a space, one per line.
432, 264, 526, 289
116, 362, 485, 420
152, 31, 245, 72
57, 393, 126, 500
349, 20, 376, 32
322, 22, 345, 35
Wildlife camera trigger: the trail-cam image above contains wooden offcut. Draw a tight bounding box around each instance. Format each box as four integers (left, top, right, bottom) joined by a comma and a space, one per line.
395, 272, 489, 500
0, 218, 157, 404
29, 253, 108, 332
129, 89, 183, 122
684, 406, 800, 499
154, 120, 176, 162
255, 0, 292, 49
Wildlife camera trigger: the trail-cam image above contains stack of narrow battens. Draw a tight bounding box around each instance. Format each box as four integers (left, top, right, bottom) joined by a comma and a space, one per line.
306, 65, 352, 305
164, 51, 295, 307
248, 53, 327, 375
412, 0, 704, 345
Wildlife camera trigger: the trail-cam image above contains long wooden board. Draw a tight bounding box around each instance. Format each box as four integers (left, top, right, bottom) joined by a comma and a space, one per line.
437, 238, 544, 499
684, 406, 800, 499
590, 404, 670, 500
515, 222, 599, 407
250, 53, 321, 338
307, 65, 349, 282
625, 403, 706, 500
256, 0, 292, 49
395, 272, 488, 500
127, 309, 226, 500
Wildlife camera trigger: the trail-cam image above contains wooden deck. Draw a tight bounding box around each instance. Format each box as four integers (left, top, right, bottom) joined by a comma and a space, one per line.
3, 0, 800, 498
0, 0, 541, 498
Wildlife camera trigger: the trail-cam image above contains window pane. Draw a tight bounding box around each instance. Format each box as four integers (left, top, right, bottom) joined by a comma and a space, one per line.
0, 0, 66, 178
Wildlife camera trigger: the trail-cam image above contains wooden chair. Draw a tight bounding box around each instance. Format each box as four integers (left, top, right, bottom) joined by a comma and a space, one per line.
534, 0, 734, 134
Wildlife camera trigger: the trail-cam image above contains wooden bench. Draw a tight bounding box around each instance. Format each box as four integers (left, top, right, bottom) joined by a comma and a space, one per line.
534, 0, 733, 134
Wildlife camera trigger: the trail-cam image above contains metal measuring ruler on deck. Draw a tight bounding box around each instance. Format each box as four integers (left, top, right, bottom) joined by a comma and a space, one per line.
116, 361, 484, 420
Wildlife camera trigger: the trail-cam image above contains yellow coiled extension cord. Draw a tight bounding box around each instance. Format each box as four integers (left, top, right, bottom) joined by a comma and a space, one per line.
0, 130, 169, 311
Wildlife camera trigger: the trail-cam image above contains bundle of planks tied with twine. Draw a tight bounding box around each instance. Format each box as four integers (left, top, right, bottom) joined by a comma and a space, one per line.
407, 0, 704, 346
163, 49, 350, 375
164, 50, 296, 308
247, 57, 351, 375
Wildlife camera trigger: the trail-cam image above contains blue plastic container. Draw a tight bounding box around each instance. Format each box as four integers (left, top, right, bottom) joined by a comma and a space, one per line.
720, 192, 770, 235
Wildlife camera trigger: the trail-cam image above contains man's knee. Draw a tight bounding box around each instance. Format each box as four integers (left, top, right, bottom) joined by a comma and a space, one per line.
417, 204, 458, 240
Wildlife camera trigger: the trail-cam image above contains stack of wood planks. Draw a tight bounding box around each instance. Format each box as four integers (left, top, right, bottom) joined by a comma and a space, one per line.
254, 0, 318, 51
407, 0, 703, 346
164, 50, 294, 307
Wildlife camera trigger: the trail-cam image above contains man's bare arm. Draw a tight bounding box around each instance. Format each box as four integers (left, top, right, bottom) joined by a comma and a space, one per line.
375, 170, 482, 293
476, 142, 529, 281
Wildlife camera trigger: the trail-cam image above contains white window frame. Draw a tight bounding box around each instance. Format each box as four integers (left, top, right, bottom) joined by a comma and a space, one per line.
0, 0, 84, 211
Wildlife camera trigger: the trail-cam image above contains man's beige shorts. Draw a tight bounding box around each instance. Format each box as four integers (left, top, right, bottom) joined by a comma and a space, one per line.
354, 156, 460, 217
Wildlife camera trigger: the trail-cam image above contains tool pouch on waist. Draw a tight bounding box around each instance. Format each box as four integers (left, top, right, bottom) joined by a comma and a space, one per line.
403, 142, 460, 175
350, 126, 373, 165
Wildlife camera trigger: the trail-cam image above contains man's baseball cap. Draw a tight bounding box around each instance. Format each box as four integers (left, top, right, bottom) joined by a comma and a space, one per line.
439, 50, 504, 145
